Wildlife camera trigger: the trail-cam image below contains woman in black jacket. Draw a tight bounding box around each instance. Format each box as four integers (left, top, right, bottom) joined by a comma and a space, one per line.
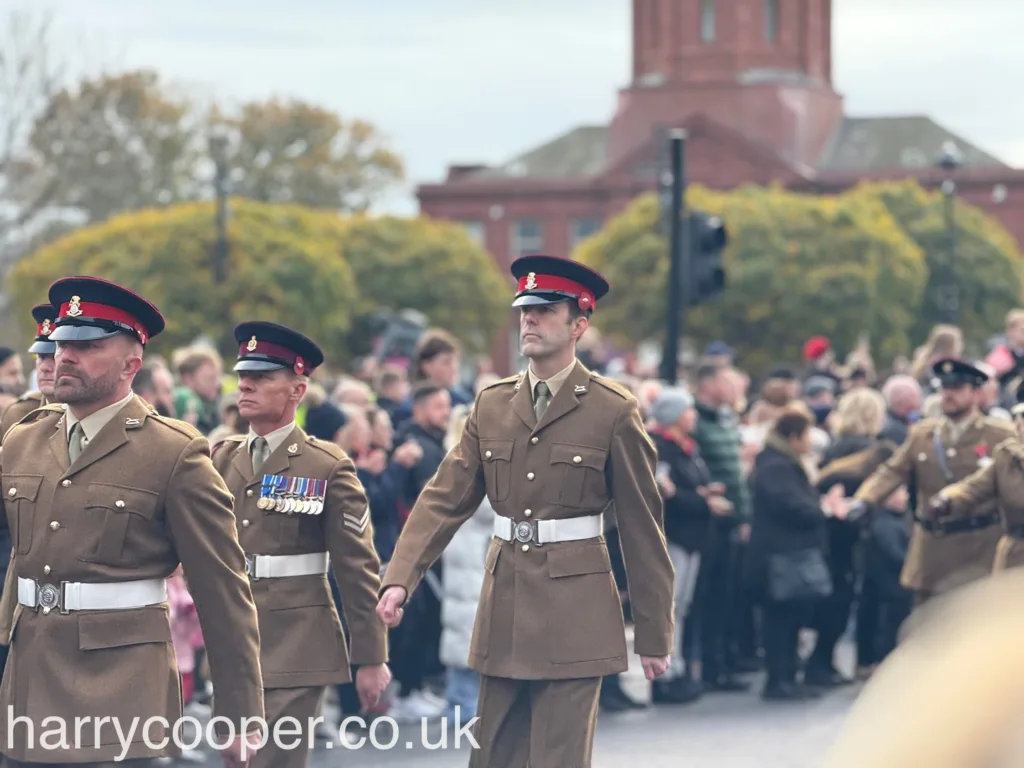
647, 386, 723, 704
745, 403, 848, 700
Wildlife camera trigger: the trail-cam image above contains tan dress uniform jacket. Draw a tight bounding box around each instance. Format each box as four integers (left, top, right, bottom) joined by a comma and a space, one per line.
0, 395, 263, 763
0, 392, 47, 443
211, 424, 388, 687
938, 436, 1024, 572
0, 392, 49, 645
855, 413, 1015, 596
382, 360, 675, 680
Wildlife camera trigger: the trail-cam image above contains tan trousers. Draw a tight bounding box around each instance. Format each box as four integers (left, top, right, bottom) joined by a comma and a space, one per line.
251, 685, 324, 768
469, 675, 602, 768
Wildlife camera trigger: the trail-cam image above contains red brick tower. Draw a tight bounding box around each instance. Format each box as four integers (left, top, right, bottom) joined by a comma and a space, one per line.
608, 0, 843, 172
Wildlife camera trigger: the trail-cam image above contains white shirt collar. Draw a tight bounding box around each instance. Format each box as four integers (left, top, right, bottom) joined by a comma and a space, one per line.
65, 391, 136, 446
246, 421, 297, 458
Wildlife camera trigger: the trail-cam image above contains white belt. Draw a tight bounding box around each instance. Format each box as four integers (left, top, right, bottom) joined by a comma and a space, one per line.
245, 552, 329, 580
18, 576, 167, 614
493, 514, 603, 545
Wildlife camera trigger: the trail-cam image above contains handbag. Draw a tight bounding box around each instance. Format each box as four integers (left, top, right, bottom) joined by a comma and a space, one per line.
767, 547, 833, 602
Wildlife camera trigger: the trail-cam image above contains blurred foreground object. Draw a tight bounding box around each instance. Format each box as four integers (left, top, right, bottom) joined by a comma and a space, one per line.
824, 569, 1024, 768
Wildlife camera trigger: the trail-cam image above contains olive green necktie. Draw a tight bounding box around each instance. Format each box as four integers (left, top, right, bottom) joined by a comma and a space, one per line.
251, 437, 269, 475
534, 381, 551, 422
68, 422, 85, 463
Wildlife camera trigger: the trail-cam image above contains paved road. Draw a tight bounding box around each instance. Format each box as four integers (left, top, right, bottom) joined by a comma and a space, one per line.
169, 636, 861, 767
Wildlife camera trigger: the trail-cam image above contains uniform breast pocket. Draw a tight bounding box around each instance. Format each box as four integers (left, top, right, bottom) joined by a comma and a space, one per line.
4, 474, 43, 556
79, 483, 160, 567
480, 439, 514, 503
549, 444, 608, 508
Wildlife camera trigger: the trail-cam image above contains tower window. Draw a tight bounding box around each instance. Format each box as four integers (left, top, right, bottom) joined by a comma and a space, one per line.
700, 0, 716, 43
764, 0, 778, 42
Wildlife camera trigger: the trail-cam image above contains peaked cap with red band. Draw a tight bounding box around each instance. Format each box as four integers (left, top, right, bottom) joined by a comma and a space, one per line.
28, 303, 58, 355
510, 254, 609, 311
47, 277, 165, 346
233, 321, 323, 376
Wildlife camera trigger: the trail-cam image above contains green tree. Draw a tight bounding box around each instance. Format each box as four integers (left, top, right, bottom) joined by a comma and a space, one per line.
573, 184, 931, 376
335, 214, 512, 359
8, 199, 357, 363
864, 180, 1024, 348
211, 98, 405, 212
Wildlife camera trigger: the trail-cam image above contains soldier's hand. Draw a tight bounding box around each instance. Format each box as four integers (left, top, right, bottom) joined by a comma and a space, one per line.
641, 655, 671, 680
355, 663, 392, 711
376, 586, 407, 627
221, 729, 263, 767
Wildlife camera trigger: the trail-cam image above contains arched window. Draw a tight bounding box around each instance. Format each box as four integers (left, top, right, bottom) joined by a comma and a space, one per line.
764, 0, 779, 42
700, 0, 716, 43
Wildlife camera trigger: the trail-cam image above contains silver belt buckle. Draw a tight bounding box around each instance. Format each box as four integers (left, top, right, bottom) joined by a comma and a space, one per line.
36, 582, 67, 615
244, 556, 258, 580
513, 520, 540, 546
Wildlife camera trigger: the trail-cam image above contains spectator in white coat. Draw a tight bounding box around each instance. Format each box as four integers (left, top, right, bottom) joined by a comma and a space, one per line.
439, 404, 496, 726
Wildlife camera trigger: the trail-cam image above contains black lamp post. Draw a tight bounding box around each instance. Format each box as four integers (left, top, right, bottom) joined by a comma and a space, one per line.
936, 140, 964, 324
209, 129, 231, 285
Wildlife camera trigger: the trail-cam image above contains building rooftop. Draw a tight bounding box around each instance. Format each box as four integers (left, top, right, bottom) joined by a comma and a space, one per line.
446, 114, 1007, 185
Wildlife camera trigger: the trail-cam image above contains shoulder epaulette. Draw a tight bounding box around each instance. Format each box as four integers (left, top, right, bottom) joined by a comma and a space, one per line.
148, 413, 204, 441
210, 434, 244, 457
589, 373, 634, 401
305, 435, 345, 460
15, 390, 42, 404
482, 373, 521, 392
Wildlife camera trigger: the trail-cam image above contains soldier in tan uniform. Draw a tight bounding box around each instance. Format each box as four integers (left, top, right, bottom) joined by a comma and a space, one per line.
0, 277, 264, 767
931, 381, 1024, 573
211, 321, 391, 768
853, 359, 1015, 607
0, 303, 60, 684
376, 254, 675, 768
0, 303, 59, 442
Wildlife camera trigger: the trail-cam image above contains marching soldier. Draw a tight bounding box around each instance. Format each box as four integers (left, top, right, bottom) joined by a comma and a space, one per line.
931, 381, 1024, 573
853, 359, 1016, 607
0, 303, 59, 442
0, 305, 59, 686
0, 277, 264, 767
211, 321, 391, 768
376, 254, 675, 768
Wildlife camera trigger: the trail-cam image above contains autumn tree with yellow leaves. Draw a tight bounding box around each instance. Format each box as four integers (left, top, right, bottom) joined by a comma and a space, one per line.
573, 181, 1022, 375
8, 200, 509, 368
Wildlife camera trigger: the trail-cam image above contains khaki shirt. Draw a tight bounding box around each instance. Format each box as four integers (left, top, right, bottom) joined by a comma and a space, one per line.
212, 425, 388, 689
856, 412, 1016, 593
0, 395, 263, 763
382, 360, 675, 680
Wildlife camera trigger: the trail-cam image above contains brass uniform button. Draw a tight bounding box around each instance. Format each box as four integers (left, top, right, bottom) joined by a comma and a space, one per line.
524, 509, 532, 517
43, 566, 51, 575
242, 520, 250, 527
527, 473, 535, 480
62, 479, 71, 487
49, 521, 59, 531
531, 437, 539, 445
521, 545, 530, 552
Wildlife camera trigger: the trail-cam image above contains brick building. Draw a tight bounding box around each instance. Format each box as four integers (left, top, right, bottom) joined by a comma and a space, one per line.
418, 0, 1024, 375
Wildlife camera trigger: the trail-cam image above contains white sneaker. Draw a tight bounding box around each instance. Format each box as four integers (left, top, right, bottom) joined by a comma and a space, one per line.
418, 689, 447, 708
178, 749, 209, 763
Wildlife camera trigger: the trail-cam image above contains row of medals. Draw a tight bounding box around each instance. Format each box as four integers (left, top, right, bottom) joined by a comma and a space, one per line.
257, 495, 323, 514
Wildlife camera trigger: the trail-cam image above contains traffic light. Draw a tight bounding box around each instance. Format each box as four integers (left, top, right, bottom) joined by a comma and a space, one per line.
686, 210, 727, 304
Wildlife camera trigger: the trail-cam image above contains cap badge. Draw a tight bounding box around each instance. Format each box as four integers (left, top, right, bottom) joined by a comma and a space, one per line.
247, 336, 258, 352
943, 362, 953, 374
67, 296, 83, 318
525, 272, 537, 290
41, 319, 51, 335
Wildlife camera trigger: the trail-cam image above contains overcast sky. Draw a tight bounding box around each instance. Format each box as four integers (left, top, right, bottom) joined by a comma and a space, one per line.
13, 0, 1024, 214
